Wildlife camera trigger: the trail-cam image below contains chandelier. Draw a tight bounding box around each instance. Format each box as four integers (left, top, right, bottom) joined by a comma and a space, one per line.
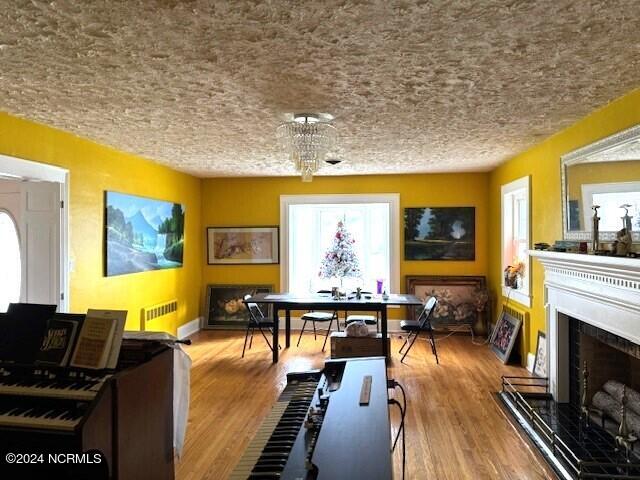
276, 113, 337, 182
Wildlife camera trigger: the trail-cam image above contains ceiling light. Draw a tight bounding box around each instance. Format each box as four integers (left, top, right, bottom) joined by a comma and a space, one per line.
276, 113, 337, 182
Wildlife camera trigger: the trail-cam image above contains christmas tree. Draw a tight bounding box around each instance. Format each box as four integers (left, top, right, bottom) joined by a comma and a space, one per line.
319, 220, 361, 282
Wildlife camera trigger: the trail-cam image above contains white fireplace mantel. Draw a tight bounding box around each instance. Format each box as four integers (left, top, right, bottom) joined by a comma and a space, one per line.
530, 250, 640, 401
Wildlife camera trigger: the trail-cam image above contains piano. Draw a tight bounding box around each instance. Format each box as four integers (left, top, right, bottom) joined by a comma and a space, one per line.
0, 307, 174, 479
230, 357, 392, 480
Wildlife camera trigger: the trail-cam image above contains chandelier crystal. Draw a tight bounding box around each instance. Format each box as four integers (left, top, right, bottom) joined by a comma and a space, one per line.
276, 113, 337, 182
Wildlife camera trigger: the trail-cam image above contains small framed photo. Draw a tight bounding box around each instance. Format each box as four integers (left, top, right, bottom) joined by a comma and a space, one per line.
207, 226, 279, 265
204, 284, 274, 329
533, 331, 547, 377
490, 310, 522, 364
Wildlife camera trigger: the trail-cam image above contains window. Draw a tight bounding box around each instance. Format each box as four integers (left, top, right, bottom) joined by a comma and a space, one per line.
581, 182, 640, 231
501, 176, 531, 307
281, 194, 400, 294
0, 211, 21, 312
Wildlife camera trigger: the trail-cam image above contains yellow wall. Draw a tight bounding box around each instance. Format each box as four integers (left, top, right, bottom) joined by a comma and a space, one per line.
4, 86, 639, 342
0, 112, 202, 334
489, 88, 640, 361
201, 173, 489, 318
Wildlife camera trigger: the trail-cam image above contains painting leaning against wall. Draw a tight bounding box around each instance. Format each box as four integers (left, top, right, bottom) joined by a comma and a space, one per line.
404, 207, 475, 260
105, 191, 185, 276
406, 275, 489, 334
205, 284, 274, 329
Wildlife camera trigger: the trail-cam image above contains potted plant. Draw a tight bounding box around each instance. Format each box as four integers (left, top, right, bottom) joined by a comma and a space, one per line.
504, 261, 525, 289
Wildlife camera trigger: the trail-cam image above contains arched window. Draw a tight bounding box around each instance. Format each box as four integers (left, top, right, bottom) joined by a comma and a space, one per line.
0, 211, 21, 312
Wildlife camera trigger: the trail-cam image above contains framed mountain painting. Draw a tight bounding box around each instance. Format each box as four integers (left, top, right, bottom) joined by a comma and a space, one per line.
105, 191, 185, 276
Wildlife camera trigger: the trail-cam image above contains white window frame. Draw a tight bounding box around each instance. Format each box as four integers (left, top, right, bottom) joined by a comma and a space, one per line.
280, 193, 400, 293
501, 176, 531, 307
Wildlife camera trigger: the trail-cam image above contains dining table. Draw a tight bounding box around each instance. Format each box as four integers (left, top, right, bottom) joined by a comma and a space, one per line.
243, 292, 424, 363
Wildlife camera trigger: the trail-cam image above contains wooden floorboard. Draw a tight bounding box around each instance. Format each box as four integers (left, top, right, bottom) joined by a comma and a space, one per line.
176, 330, 555, 480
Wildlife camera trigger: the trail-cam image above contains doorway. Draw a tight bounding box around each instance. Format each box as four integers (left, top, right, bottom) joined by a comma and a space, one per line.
0, 208, 21, 311
0, 154, 69, 312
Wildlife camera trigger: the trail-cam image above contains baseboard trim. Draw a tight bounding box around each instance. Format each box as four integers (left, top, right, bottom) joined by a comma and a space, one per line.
177, 316, 202, 339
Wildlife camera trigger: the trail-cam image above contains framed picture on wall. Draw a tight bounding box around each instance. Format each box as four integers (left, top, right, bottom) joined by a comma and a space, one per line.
404, 207, 475, 260
406, 275, 489, 333
104, 191, 185, 276
207, 227, 279, 265
489, 310, 522, 364
204, 284, 274, 329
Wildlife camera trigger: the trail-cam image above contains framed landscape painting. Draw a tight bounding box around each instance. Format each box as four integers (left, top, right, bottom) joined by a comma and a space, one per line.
205, 284, 273, 329
404, 207, 475, 260
406, 275, 489, 333
207, 226, 279, 265
105, 192, 184, 276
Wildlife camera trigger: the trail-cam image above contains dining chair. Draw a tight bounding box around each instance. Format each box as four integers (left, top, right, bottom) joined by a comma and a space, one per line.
241, 295, 280, 358
344, 291, 379, 332
398, 296, 439, 364
296, 290, 340, 352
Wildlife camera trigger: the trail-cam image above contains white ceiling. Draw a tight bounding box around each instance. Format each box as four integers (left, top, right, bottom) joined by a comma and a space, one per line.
1, 0, 639, 178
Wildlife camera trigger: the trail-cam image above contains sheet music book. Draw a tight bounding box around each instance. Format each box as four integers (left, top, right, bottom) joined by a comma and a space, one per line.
87, 309, 127, 369
34, 318, 80, 367
70, 310, 126, 369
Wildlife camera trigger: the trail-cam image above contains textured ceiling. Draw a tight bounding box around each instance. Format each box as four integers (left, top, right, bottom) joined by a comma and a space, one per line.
1, 1, 640, 178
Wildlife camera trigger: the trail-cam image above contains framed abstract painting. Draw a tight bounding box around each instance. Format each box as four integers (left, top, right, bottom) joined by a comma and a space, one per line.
490, 310, 522, 364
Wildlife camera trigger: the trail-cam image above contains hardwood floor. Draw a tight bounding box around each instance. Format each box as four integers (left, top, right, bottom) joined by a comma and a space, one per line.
176, 330, 555, 480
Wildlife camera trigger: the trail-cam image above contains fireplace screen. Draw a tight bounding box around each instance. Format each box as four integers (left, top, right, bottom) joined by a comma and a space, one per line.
499, 316, 640, 479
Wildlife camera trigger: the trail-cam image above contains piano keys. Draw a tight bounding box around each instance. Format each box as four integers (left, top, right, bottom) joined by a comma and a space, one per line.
0, 365, 109, 401
0, 396, 90, 431
231, 373, 320, 479
0, 339, 174, 479
230, 357, 392, 480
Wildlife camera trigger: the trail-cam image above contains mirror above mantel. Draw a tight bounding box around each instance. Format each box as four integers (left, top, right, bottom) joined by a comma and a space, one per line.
562, 124, 640, 243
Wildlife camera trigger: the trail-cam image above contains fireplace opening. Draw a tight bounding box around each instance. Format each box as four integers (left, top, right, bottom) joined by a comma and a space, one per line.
569, 317, 640, 442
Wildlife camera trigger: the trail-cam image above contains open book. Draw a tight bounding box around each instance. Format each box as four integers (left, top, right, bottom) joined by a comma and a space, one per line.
69, 310, 127, 369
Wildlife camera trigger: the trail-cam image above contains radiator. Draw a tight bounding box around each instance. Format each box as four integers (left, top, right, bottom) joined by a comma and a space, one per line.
500, 303, 530, 367
141, 299, 178, 333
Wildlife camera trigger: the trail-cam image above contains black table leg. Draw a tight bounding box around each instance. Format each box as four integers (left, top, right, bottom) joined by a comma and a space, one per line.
273, 307, 279, 363
285, 309, 291, 348
381, 306, 389, 360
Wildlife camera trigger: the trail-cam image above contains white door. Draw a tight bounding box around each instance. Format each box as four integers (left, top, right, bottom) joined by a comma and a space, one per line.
0, 179, 22, 312
20, 181, 62, 307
